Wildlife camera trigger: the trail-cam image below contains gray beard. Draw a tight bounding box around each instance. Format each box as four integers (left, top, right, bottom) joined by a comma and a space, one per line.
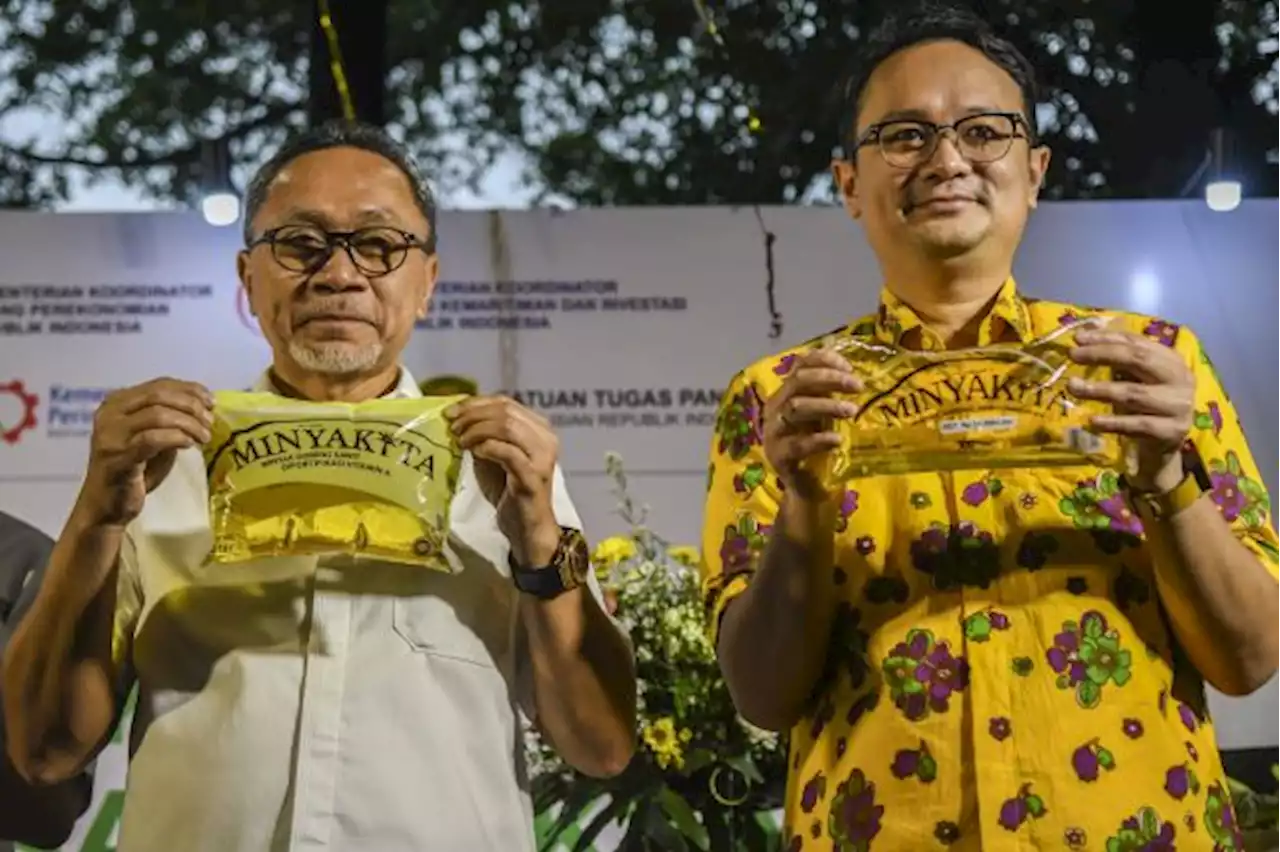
287, 339, 384, 375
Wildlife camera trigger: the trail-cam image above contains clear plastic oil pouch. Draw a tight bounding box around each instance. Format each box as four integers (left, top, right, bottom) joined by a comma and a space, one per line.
823, 316, 1125, 483
203, 391, 466, 570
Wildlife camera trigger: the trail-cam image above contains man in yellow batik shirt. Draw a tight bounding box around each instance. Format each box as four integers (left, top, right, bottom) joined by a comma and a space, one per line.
701, 5, 1279, 851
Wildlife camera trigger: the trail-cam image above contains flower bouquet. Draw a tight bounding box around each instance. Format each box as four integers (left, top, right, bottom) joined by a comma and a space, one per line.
527, 453, 787, 851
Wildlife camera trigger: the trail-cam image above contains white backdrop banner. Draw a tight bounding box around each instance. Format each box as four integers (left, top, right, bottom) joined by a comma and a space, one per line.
1, 202, 1276, 850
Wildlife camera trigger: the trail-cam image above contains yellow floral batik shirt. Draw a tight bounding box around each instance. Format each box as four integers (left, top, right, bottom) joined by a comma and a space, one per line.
701, 280, 1278, 852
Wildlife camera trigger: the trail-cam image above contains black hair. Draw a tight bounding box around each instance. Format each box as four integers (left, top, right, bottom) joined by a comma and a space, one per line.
242, 120, 438, 252
838, 2, 1039, 153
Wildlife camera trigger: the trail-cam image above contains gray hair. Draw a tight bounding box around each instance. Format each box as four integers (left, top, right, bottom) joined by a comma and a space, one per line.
241, 120, 438, 252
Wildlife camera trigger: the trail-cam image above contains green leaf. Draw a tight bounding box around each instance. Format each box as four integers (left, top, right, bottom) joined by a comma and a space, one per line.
1099, 471, 1120, 493
917, 754, 938, 782
1111, 665, 1132, 687
1058, 497, 1080, 516
989, 478, 1004, 495
1227, 452, 1242, 475
571, 795, 635, 852
964, 613, 992, 642
724, 753, 764, 785
1240, 478, 1267, 499
542, 782, 608, 849
1076, 679, 1101, 708
1259, 540, 1280, 563
1096, 748, 1115, 769
1079, 487, 1099, 503
1140, 806, 1160, 839
1194, 412, 1214, 430
1106, 838, 1123, 852
1025, 794, 1046, 817
681, 748, 716, 775
657, 787, 710, 850
1083, 614, 1105, 639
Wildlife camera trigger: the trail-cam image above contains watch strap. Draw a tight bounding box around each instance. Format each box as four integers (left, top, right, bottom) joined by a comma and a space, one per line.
509, 527, 588, 599
1132, 472, 1205, 521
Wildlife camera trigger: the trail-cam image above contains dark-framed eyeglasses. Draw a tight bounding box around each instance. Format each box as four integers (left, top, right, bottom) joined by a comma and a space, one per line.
246, 225, 434, 277
854, 112, 1031, 169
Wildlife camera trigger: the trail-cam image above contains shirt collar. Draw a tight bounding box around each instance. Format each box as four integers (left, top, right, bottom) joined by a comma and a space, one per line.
872, 277, 1031, 347
252, 367, 422, 399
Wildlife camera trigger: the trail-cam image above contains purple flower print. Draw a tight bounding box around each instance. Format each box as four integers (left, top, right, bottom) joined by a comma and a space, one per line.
1059, 471, 1143, 538
1059, 310, 1081, 327
1065, 827, 1088, 849
827, 769, 884, 852
1122, 718, 1145, 739
1109, 807, 1177, 851
1143, 319, 1181, 348
1018, 492, 1038, 510
989, 717, 1012, 741
1164, 763, 1201, 800
1072, 739, 1117, 782
910, 521, 1001, 590
845, 692, 878, 728
998, 783, 1048, 831
1016, 532, 1059, 570
962, 608, 1011, 643
719, 516, 771, 577
810, 698, 835, 739
863, 574, 908, 604
774, 353, 798, 376
1203, 782, 1245, 850
1177, 702, 1199, 733
836, 490, 859, 532
1098, 494, 1145, 536
890, 740, 937, 783
1186, 741, 1199, 762
1194, 401, 1225, 436
1046, 611, 1132, 708
1208, 451, 1271, 527
855, 536, 876, 556
785, 835, 802, 852
881, 629, 969, 721
961, 477, 1002, 507
715, 382, 765, 460
800, 771, 827, 814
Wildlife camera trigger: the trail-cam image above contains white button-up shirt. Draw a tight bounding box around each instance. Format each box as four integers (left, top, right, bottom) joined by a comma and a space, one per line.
112, 370, 601, 852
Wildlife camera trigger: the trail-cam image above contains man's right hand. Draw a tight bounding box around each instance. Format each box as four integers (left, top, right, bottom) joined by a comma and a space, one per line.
762, 348, 862, 502
78, 378, 213, 528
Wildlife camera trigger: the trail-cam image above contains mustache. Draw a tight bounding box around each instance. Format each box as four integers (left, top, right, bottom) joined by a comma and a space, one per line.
901, 186, 987, 213
293, 302, 378, 326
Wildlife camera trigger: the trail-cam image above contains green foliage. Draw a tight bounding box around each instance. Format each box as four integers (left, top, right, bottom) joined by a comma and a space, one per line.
0, 0, 1275, 207
525, 452, 786, 850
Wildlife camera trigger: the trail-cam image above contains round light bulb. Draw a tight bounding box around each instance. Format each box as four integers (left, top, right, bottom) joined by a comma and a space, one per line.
1204, 180, 1241, 213
201, 192, 241, 227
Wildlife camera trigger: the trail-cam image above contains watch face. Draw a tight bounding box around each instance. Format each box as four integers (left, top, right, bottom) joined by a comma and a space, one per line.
558, 529, 590, 589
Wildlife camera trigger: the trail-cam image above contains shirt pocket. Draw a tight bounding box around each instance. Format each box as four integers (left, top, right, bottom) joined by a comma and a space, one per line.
390, 574, 509, 669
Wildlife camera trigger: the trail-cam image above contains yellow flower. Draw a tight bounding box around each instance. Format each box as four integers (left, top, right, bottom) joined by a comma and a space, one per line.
667, 545, 700, 567
591, 536, 636, 567
642, 716, 689, 771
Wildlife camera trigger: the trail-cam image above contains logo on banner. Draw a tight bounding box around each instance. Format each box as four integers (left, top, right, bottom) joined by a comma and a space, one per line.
235, 286, 261, 336
0, 380, 39, 444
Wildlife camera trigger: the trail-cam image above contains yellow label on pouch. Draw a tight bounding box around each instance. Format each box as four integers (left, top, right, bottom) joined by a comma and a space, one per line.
204, 392, 466, 569
824, 317, 1125, 483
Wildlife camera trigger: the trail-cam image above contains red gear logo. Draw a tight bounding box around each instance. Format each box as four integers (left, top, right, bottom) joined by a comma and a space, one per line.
0, 380, 39, 444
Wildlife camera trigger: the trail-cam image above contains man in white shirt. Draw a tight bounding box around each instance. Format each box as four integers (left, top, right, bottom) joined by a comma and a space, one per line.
2, 121, 637, 852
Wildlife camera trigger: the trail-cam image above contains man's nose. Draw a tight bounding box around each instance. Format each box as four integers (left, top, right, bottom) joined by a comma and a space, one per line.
308, 245, 370, 292
921, 130, 972, 181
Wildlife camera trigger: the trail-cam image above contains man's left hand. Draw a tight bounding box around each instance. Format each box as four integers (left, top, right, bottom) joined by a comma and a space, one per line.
1068, 328, 1195, 492
447, 396, 561, 565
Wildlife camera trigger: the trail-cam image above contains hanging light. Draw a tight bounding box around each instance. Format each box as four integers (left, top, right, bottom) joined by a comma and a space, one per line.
1203, 128, 1241, 213
199, 137, 240, 227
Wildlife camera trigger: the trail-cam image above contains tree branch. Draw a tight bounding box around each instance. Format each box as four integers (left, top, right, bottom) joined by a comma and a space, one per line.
0, 104, 297, 171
